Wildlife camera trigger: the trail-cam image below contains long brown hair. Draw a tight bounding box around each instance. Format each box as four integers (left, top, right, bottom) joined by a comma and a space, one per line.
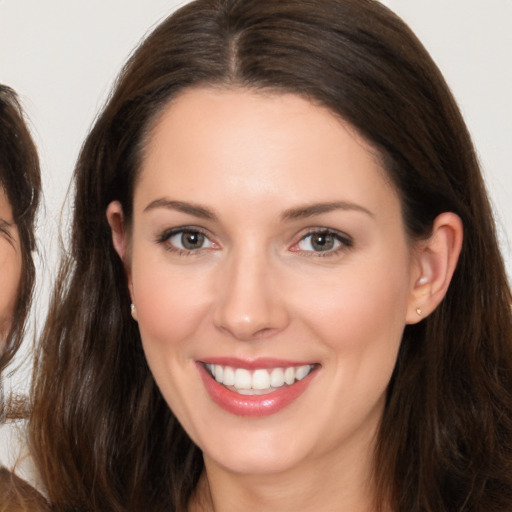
0, 85, 40, 418
30, 1, 512, 510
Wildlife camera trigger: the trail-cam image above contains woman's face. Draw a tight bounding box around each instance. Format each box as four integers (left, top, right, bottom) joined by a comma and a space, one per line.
111, 88, 423, 476
0, 186, 21, 346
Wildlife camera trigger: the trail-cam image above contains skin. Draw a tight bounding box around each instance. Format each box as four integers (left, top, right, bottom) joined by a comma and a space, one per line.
0, 187, 21, 347
108, 88, 462, 511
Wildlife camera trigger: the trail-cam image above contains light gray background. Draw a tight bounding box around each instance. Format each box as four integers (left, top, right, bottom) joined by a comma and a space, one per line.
1, 1, 511, 391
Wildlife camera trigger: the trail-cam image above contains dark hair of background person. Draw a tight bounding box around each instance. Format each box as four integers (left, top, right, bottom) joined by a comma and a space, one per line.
29, 0, 512, 511
0, 85, 40, 420
0, 86, 47, 512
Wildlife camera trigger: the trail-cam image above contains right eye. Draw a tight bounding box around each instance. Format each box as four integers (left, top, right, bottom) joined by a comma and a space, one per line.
158, 228, 217, 254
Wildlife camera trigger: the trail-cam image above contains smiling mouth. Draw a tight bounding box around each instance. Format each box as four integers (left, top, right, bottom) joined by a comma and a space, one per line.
204, 363, 316, 395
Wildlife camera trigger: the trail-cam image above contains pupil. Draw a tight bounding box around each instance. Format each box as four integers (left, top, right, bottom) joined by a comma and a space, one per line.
312, 233, 334, 251
182, 231, 204, 249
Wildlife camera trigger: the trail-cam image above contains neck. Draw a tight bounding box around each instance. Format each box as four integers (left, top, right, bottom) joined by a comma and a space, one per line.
189, 433, 383, 512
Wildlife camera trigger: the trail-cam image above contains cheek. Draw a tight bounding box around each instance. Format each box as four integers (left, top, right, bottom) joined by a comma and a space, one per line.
129, 249, 213, 431
287, 252, 411, 444
0, 245, 22, 338
130, 250, 213, 350
294, 249, 411, 370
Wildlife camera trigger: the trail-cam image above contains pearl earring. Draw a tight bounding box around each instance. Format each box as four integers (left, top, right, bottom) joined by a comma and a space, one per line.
130, 303, 137, 319
418, 276, 428, 285
416, 307, 422, 316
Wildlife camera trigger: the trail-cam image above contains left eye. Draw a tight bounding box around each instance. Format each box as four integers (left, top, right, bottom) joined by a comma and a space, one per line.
295, 231, 347, 252
0, 221, 15, 246
168, 230, 215, 251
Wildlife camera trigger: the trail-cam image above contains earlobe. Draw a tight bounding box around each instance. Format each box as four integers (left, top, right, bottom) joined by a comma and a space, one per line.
406, 212, 463, 324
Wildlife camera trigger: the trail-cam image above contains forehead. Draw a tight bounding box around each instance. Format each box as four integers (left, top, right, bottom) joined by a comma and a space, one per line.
135, 87, 399, 219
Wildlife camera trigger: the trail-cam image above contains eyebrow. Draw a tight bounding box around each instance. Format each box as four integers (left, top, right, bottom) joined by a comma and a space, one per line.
281, 201, 374, 220
143, 198, 373, 222
143, 198, 217, 220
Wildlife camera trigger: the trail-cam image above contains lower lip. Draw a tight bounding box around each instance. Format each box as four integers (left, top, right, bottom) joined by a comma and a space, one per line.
197, 363, 316, 417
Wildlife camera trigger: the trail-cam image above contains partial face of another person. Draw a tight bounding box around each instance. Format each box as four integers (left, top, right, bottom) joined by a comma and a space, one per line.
0, 187, 21, 346
109, 88, 426, 476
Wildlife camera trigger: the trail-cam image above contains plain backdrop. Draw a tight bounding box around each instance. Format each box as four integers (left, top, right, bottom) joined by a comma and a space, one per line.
0, 0, 511, 391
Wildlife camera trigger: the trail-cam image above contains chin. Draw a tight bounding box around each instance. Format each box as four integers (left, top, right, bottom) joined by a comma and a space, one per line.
204, 441, 307, 476
195, 415, 316, 476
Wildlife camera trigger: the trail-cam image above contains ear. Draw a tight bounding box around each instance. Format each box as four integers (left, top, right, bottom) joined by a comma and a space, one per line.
406, 212, 463, 324
106, 201, 134, 302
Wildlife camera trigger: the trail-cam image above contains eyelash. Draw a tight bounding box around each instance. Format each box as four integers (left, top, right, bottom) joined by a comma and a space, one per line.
0, 221, 15, 245
155, 227, 353, 257
156, 226, 217, 256
290, 228, 353, 257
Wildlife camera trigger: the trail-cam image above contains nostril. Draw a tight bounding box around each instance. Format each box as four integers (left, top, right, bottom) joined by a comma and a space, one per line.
212, 265, 290, 340
252, 326, 280, 339
217, 323, 278, 342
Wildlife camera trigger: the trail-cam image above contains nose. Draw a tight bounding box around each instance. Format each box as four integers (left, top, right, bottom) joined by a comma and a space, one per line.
213, 248, 290, 341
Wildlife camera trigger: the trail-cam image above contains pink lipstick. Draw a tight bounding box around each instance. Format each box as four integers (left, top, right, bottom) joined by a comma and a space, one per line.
197, 359, 317, 417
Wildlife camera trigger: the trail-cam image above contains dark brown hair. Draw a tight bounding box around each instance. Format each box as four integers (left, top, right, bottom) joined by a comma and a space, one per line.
0, 468, 50, 512
30, 1, 512, 511
0, 85, 40, 416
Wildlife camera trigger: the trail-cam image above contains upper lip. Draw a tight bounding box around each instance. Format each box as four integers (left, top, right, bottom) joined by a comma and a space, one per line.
198, 357, 318, 370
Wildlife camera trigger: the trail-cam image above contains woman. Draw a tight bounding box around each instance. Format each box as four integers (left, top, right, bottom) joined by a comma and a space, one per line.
0, 85, 46, 510
30, 0, 512, 511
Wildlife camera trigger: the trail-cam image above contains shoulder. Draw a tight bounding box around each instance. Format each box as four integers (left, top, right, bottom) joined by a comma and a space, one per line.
0, 466, 50, 511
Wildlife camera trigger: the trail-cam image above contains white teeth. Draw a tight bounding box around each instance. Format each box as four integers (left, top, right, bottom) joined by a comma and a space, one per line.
234, 368, 252, 389
284, 367, 295, 385
270, 368, 285, 387
295, 365, 310, 381
206, 363, 314, 393
223, 366, 235, 386
252, 369, 270, 390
